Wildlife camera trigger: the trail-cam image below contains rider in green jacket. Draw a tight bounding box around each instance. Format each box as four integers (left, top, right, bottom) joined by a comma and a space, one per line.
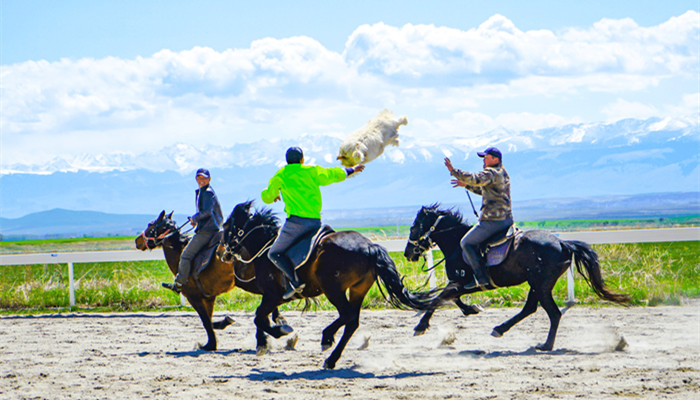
262, 147, 365, 299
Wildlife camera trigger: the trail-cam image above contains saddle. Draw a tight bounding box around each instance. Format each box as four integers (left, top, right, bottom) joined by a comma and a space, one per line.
192, 230, 224, 277
479, 225, 522, 267
288, 225, 335, 270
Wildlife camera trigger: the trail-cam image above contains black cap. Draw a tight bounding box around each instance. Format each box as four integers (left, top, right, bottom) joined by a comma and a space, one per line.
196, 168, 210, 178
286, 147, 304, 164
477, 147, 502, 159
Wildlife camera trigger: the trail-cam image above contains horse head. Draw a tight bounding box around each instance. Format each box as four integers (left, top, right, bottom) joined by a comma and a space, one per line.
135, 210, 177, 250
404, 204, 466, 262
220, 201, 254, 262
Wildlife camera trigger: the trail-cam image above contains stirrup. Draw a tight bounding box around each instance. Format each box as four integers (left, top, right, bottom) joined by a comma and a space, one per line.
283, 282, 306, 300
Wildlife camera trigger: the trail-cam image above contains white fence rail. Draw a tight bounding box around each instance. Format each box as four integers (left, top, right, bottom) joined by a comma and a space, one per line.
1, 228, 698, 307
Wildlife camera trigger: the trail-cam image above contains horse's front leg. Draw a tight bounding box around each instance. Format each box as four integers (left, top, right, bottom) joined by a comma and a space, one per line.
271, 307, 292, 333
253, 299, 293, 356
212, 315, 235, 330
189, 295, 217, 351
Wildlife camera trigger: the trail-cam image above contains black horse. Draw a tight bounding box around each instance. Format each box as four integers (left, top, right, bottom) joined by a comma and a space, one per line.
404, 204, 630, 351
219, 201, 436, 369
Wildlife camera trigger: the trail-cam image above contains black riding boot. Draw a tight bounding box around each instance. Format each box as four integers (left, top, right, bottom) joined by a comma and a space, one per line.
462, 245, 490, 290
274, 255, 305, 300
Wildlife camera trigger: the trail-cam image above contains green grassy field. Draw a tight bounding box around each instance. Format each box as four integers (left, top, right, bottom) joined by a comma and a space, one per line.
0, 234, 698, 313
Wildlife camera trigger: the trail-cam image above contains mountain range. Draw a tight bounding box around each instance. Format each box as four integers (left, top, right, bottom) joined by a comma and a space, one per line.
1, 116, 698, 237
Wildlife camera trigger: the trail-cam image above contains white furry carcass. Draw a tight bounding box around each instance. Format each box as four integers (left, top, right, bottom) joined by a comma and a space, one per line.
337, 109, 407, 167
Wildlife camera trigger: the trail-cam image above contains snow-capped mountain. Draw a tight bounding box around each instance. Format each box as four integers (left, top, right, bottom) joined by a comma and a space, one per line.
1, 117, 698, 221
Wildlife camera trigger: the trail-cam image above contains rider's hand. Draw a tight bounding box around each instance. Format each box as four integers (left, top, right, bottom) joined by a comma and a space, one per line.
188, 216, 197, 227
354, 165, 365, 173
274, 195, 281, 203
451, 178, 466, 188
444, 157, 455, 174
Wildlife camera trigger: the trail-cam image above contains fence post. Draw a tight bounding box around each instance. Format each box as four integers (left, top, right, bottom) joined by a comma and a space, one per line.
567, 265, 575, 304
67, 262, 75, 307
180, 293, 187, 307
426, 248, 436, 290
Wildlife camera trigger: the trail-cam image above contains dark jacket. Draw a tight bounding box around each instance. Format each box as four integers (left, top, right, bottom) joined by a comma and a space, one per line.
451, 164, 513, 221
192, 184, 223, 232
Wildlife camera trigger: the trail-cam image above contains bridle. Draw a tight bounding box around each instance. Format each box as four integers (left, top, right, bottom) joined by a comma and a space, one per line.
222, 218, 277, 264
141, 220, 190, 248
407, 214, 446, 256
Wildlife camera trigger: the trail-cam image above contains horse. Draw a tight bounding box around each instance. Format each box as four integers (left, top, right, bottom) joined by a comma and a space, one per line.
404, 204, 630, 351
219, 201, 436, 369
135, 211, 290, 351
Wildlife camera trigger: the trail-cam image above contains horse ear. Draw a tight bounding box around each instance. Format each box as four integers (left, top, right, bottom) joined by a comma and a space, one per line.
157, 210, 165, 221
166, 211, 174, 219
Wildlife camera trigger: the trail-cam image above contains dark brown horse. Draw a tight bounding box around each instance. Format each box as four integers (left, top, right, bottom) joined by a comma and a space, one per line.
135, 211, 290, 351
219, 201, 436, 369
404, 204, 630, 351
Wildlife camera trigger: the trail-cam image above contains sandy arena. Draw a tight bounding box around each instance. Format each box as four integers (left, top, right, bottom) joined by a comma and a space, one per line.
1, 302, 698, 399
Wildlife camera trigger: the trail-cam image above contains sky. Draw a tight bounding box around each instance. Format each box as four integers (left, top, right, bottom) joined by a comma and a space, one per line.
1, 0, 699, 174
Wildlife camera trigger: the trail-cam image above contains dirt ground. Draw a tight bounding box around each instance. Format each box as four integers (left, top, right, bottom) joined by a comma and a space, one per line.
1, 301, 698, 399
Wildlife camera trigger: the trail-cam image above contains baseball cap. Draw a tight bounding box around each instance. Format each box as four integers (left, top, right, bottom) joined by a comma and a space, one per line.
477, 147, 502, 159
196, 168, 210, 178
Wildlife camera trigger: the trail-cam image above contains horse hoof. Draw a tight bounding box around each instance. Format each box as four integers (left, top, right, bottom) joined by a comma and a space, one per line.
323, 359, 336, 370
321, 343, 332, 352
535, 344, 552, 351
285, 334, 299, 350
490, 329, 503, 338
256, 345, 269, 356
280, 324, 294, 335
413, 329, 426, 337
224, 316, 236, 325
473, 304, 485, 313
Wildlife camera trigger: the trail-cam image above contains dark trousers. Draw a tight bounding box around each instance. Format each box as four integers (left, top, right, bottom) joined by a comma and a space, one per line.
175, 229, 217, 286
460, 218, 513, 281
268, 215, 321, 281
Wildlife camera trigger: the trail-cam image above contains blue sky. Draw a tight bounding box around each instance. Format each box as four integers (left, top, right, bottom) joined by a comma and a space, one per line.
1, 0, 698, 174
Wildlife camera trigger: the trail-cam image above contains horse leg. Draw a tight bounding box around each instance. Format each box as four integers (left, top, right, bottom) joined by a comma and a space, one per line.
321, 316, 345, 351
190, 296, 217, 351
324, 306, 361, 370
212, 311, 235, 330
454, 298, 483, 317
253, 299, 293, 356
491, 288, 538, 338
271, 307, 292, 332
413, 310, 435, 336
535, 289, 562, 351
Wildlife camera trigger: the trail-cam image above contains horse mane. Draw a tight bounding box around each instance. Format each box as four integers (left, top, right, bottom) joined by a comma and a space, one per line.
424, 203, 467, 226
250, 205, 281, 230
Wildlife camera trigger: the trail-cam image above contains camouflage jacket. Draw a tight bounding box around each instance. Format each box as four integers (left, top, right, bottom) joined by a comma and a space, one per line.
451, 165, 513, 221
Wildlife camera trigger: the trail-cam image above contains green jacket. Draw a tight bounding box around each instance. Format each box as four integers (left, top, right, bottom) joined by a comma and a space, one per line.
261, 163, 347, 219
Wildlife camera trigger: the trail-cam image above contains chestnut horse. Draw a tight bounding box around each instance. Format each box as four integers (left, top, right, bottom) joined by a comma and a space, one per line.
405, 205, 630, 351
135, 211, 290, 351
219, 201, 436, 369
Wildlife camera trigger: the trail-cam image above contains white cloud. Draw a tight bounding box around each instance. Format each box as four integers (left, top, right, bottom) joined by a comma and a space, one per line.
1, 12, 698, 173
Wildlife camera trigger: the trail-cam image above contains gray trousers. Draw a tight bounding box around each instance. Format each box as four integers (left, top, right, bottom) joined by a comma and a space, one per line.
175, 229, 218, 285
460, 218, 513, 275
268, 215, 321, 280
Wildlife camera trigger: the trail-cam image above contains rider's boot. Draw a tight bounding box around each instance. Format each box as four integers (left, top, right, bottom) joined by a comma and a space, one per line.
275, 256, 305, 300
161, 282, 182, 293
462, 245, 490, 290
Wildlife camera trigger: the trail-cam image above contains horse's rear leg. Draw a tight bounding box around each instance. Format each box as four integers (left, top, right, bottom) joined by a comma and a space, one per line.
414, 310, 435, 336
535, 290, 561, 351
254, 299, 293, 356
455, 298, 482, 316
323, 302, 362, 370
492, 288, 538, 338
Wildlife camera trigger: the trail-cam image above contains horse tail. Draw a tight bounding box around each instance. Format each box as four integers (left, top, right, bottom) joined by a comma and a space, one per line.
562, 240, 631, 304
370, 244, 437, 311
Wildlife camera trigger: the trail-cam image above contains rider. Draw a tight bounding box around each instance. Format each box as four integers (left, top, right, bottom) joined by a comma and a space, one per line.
444, 147, 513, 290
261, 146, 365, 300
162, 168, 223, 293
